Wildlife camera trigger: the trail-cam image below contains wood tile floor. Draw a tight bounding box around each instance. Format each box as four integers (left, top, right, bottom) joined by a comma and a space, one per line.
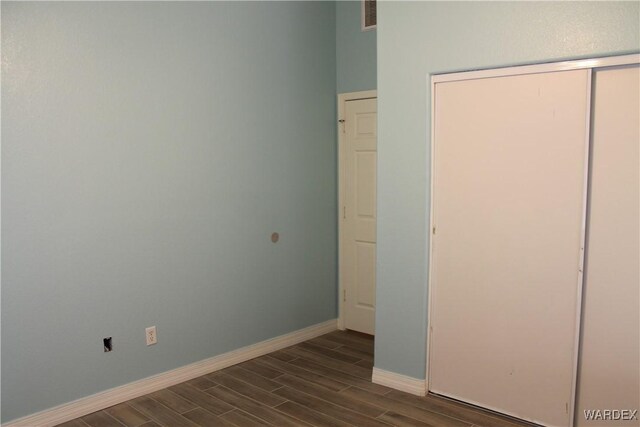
58, 331, 532, 427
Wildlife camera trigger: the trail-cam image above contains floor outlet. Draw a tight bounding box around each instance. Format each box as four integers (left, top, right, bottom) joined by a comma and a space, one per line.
145, 326, 157, 346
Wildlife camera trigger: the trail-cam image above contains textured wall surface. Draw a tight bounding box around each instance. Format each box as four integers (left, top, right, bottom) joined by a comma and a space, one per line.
336, 0, 376, 93
375, 1, 640, 379
1, 2, 337, 422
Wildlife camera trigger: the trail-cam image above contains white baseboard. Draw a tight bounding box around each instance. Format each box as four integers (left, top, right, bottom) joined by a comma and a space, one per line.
4, 319, 337, 427
372, 367, 427, 396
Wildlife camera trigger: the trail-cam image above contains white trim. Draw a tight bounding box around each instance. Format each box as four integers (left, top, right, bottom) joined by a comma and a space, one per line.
361, 0, 376, 32
337, 90, 377, 331
432, 54, 640, 84
3, 319, 337, 427
426, 73, 437, 389
372, 368, 427, 396
338, 90, 377, 104
568, 68, 594, 427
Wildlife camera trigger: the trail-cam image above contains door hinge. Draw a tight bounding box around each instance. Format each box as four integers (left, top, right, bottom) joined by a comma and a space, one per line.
343, 289, 346, 302
432, 226, 436, 235
338, 119, 346, 134
343, 206, 346, 219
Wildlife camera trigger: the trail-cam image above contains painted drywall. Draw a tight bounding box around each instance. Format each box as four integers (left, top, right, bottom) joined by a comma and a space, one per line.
1, 1, 336, 422
375, 1, 640, 380
336, 0, 377, 93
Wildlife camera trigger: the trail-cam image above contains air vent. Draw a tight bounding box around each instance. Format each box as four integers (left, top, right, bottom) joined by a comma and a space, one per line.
362, 0, 376, 31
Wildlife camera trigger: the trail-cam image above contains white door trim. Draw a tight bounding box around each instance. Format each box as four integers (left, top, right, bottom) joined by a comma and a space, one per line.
431, 53, 639, 84
426, 53, 640, 426
337, 90, 377, 331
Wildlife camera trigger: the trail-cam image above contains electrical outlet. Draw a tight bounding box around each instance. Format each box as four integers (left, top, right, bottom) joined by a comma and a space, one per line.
145, 326, 157, 346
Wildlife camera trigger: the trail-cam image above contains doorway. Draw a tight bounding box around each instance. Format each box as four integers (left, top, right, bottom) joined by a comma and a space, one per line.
338, 90, 377, 335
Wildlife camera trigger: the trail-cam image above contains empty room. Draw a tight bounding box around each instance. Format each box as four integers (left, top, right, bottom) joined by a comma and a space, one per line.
1, 1, 638, 426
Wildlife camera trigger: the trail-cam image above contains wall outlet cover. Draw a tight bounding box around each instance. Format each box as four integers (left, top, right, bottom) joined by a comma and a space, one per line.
145, 326, 157, 346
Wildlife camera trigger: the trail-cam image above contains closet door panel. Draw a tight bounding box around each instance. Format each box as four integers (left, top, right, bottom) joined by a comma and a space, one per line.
430, 69, 590, 427
576, 65, 639, 427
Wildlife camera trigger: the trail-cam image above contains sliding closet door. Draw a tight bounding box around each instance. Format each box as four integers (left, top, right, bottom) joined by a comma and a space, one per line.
429, 69, 590, 427
576, 65, 639, 426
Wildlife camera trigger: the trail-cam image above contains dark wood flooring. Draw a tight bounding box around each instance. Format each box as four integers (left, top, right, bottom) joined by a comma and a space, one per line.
57, 331, 531, 427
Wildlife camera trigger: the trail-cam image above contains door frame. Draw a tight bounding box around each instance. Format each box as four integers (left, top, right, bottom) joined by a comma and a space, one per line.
337, 89, 377, 331
426, 53, 640, 426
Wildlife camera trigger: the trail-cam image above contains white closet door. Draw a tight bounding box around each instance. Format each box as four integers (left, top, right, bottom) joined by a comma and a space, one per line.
429, 69, 590, 427
576, 65, 639, 427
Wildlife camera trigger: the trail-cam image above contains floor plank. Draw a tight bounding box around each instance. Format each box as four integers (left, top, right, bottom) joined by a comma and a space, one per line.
289, 356, 391, 395
306, 336, 344, 350
168, 383, 234, 416
274, 385, 392, 427
129, 395, 199, 427
181, 408, 235, 427
255, 355, 351, 392
330, 344, 374, 362
287, 346, 373, 379
205, 385, 312, 427
340, 386, 473, 427
185, 376, 217, 391
237, 359, 285, 380
325, 330, 375, 347
149, 389, 199, 414
273, 374, 387, 418
274, 401, 352, 427
322, 335, 375, 355
298, 341, 361, 364
267, 348, 298, 362
104, 403, 150, 427
219, 409, 271, 427
81, 411, 125, 427
207, 372, 286, 407
377, 411, 437, 427
223, 365, 283, 392
56, 419, 91, 427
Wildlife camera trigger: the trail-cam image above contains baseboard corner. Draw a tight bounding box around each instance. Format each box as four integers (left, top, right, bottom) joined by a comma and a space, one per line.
372, 367, 427, 396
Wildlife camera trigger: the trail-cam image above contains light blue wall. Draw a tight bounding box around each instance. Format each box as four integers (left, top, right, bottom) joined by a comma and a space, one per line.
336, 0, 377, 93
1, 1, 336, 422
375, 1, 640, 379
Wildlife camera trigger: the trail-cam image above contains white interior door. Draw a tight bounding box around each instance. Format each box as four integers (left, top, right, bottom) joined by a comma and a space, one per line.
429, 69, 590, 427
342, 97, 377, 335
576, 65, 640, 427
